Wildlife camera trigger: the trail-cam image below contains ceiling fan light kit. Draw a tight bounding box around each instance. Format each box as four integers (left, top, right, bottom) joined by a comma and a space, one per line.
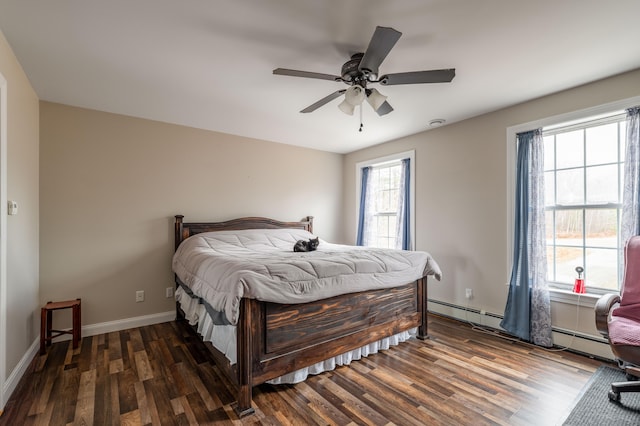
366, 88, 387, 112
338, 99, 355, 115
338, 85, 366, 115
338, 85, 387, 117
345, 85, 365, 105
273, 26, 455, 122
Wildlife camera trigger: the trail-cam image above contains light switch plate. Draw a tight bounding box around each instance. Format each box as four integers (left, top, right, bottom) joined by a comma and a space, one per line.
8, 201, 18, 215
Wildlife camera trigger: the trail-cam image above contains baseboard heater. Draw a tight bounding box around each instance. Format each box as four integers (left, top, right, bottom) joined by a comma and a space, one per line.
427, 298, 611, 360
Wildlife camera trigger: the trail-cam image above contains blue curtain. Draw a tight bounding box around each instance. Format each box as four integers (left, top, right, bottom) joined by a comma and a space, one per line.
356, 166, 371, 246
501, 129, 552, 347
398, 158, 411, 250
621, 107, 640, 246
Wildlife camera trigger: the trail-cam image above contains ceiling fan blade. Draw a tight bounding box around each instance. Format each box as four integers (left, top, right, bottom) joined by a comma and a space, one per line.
300, 90, 346, 113
375, 101, 394, 116
359, 26, 402, 76
273, 68, 341, 82
379, 68, 456, 85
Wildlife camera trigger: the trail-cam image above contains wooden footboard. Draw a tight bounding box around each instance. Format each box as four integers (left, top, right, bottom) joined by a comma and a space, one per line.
177, 277, 428, 417
173, 215, 429, 417
242, 277, 428, 380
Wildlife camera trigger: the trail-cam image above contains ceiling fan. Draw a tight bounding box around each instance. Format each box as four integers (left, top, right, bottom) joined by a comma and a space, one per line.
273, 26, 455, 117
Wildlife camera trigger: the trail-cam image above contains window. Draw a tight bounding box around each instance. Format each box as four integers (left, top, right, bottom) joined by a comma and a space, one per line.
356, 151, 415, 250
507, 97, 640, 295
543, 113, 626, 292
368, 162, 403, 248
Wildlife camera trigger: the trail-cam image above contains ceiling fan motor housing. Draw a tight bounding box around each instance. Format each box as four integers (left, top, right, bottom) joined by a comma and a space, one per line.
341, 53, 375, 85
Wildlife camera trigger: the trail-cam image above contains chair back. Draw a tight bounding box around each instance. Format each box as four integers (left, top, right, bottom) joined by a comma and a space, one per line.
614, 236, 640, 321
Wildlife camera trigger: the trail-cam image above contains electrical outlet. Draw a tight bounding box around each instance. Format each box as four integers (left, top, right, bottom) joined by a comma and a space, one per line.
480, 309, 486, 315
465, 288, 473, 299
166, 287, 174, 298
136, 290, 145, 302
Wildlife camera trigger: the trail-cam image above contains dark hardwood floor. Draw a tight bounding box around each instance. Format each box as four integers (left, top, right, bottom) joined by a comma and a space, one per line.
0, 314, 606, 425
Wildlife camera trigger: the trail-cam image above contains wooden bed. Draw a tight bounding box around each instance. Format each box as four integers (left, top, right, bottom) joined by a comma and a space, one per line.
173, 215, 430, 417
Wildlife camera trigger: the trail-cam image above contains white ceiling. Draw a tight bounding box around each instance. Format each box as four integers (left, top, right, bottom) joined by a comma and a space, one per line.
1, 1, 640, 154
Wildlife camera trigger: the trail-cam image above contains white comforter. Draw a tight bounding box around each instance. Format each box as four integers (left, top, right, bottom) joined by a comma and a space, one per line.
172, 228, 442, 325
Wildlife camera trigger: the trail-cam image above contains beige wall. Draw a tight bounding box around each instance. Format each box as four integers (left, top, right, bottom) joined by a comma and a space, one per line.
343, 68, 640, 343
0, 30, 40, 387
39, 102, 343, 326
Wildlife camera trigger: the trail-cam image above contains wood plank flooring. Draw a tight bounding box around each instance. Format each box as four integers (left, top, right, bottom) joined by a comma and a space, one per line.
0, 315, 606, 425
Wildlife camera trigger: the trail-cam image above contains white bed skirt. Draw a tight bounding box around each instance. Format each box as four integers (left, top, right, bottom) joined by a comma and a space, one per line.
175, 286, 416, 384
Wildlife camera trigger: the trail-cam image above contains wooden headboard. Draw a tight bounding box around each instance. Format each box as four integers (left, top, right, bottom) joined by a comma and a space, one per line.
174, 215, 314, 251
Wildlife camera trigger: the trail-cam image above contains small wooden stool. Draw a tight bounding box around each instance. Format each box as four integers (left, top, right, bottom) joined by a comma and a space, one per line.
40, 299, 81, 355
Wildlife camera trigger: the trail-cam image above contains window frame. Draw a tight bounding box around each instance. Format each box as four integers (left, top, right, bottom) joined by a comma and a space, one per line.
369, 162, 403, 249
543, 116, 625, 291
506, 96, 640, 295
355, 150, 416, 250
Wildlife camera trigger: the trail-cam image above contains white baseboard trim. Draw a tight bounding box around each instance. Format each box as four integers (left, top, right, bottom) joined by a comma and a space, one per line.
427, 299, 614, 361
1, 310, 175, 408
1, 338, 38, 410
82, 310, 176, 337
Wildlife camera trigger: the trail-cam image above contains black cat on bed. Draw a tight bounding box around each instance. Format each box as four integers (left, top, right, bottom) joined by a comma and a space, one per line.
293, 237, 319, 252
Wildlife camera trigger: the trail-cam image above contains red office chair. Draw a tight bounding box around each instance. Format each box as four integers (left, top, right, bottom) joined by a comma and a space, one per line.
595, 235, 640, 402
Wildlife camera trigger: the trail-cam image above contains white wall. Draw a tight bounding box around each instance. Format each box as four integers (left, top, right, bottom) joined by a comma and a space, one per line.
343, 68, 640, 356
0, 28, 39, 408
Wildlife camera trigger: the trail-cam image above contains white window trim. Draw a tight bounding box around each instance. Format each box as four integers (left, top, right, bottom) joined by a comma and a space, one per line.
506, 95, 640, 295
355, 150, 416, 250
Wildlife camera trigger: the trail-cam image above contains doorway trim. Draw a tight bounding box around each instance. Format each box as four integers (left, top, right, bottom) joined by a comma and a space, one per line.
0, 71, 8, 410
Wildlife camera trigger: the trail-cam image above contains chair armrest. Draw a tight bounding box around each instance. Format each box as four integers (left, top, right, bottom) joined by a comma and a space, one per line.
595, 293, 621, 339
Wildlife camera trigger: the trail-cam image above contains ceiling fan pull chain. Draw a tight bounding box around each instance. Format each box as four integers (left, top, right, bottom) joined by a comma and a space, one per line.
359, 105, 364, 132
